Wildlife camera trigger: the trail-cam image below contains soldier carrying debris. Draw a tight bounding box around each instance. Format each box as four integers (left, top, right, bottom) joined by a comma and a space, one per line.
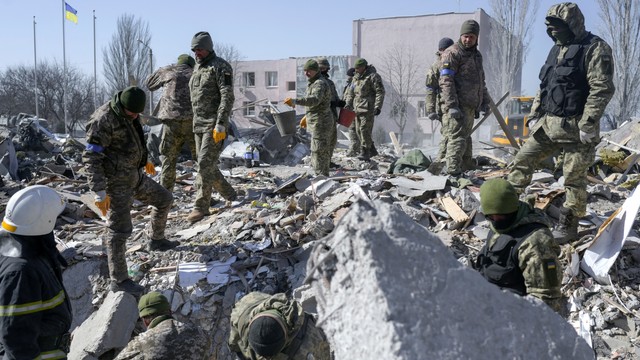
229, 292, 331, 360
507, 2, 615, 244
0, 186, 72, 359
83, 86, 179, 296
475, 178, 564, 313
115, 292, 210, 359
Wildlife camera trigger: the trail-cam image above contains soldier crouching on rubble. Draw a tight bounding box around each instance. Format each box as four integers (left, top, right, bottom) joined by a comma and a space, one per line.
474, 179, 564, 314
115, 292, 210, 359
229, 292, 332, 360
83, 86, 179, 296
0, 186, 72, 359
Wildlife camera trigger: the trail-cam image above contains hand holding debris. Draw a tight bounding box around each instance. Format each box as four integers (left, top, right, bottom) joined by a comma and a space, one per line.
579, 129, 596, 144
94, 190, 110, 217
284, 97, 295, 108
213, 124, 226, 144
144, 162, 156, 176
300, 116, 307, 129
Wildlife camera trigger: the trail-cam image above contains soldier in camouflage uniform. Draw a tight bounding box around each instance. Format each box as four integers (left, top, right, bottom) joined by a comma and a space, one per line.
146, 54, 197, 191
284, 59, 333, 176
425, 37, 454, 161
344, 58, 385, 160
474, 179, 563, 313
83, 87, 178, 295
317, 57, 343, 164
439, 20, 491, 176
342, 68, 359, 155
229, 292, 331, 360
115, 292, 210, 360
187, 31, 237, 223
507, 2, 615, 244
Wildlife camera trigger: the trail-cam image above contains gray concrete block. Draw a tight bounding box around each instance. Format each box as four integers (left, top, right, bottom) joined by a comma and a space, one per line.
63, 259, 108, 332
69, 291, 138, 360
309, 199, 594, 360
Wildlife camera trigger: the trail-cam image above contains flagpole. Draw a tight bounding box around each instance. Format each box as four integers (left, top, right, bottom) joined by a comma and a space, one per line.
93, 10, 97, 110
33, 16, 39, 118
62, 0, 68, 134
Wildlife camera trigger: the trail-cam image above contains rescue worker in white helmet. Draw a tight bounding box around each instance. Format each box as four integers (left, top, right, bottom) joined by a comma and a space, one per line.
0, 185, 72, 359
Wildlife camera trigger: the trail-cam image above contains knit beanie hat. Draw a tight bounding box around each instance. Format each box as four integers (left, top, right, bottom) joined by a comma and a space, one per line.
138, 292, 171, 318
248, 312, 287, 356
480, 178, 519, 216
177, 54, 195, 68
354, 58, 368, 68
460, 20, 480, 36
303, 59, 319, 71
191, 31, 213, 52
317, 57, 330, 69
120, 86, 146, 113
438, 37, 454, 51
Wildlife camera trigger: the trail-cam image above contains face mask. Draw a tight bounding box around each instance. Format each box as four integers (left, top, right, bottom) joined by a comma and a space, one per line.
550, 28, 574, 44
488, 212, 518, 232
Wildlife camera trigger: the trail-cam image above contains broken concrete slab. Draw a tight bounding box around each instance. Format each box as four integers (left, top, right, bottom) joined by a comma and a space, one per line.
384, 172, 448, 197
308, 200, 593, 360
308, 179, 341, 200
69, 291, 138, 360
63, 259, 108, 331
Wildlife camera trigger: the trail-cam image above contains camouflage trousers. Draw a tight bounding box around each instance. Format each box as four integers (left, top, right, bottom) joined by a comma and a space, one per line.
354, 112, 375, 154
160, 119, 196, 191
442, 107, 474, 174
508, 128, 594, 217
194, 131, 236, 211
329, 115, 338, 159
437, 120, 448, 161
347, 120, 361, 155
106, 171, 173, 282
311, 136, 332, 176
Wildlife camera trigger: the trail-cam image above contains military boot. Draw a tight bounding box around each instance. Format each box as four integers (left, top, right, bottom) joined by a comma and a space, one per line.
370, 145, 379, 157
147, 238, 180, 252
552, 207, 578, 245
357, 147, 371, 161
187, 209, 209, 223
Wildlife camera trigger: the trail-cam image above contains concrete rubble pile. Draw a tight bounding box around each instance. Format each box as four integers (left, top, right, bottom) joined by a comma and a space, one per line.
0, 118, 640, 358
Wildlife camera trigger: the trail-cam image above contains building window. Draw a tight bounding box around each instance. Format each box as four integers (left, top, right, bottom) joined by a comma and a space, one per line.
243, 72, 255, 87
243, 101, 255, 117
287, 81, 296, 91
417, 101, 426, 118
265, 71, 278, 87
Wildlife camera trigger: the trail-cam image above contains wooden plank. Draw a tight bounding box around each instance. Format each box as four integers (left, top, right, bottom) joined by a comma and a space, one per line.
439, 196, 469, 223
389, 132, 404, 156
490, 97, 520, 149
472, 91, 509, 133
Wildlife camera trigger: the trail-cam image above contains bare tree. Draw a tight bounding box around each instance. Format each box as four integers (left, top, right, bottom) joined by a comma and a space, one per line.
597, 0, 640, 123
102, 14, 152, 94
487, 0, 538, 98
214, 42, 244, 85
0, 61, 97, 133
379, 44, 420, 140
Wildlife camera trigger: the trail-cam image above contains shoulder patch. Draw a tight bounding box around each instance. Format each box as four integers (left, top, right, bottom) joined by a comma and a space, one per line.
224, 72, 233, 86
442, 62, 451, 69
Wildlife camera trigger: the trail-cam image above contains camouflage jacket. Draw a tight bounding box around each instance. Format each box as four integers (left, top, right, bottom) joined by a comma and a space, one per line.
320, 72, 339, 121
439, 42, 490, 112
531, 2, 615, 143
115, 316, 210, 360
189, 51, 235, 133
425, 51, 444, 116
229, 292, 331, 360
146, 64, 193, 121
82, 93, 148, 193
344, 65, 385, 115
295, 74, 333, 139
484, 202, 562, 304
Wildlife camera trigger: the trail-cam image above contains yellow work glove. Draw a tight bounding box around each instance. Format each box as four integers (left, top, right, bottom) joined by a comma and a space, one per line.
284, 97, 295, 107
144, 161, 156, 176
300, 116, 307, 129
212, 124, 226, 144
94, 190, 110, 217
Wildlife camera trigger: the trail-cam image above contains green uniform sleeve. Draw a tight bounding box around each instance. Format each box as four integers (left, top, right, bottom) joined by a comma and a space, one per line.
373, 73, 385, 111
296, 81, 326, 107
517, 229, 562, 304
529, 90, 543, 118
439, 50, 460, 111
425, 61, 440, 114
82, 116, 112, 193
579, 40, 615, 133
216, 64, 235, 127
344, 82, 354, 109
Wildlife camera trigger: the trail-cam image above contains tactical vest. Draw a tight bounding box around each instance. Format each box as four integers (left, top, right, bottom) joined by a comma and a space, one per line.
475, 223, 547, 296
538, 33, 598, 117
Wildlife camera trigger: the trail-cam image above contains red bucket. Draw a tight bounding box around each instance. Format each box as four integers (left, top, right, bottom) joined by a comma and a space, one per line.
338, 108, 356, 127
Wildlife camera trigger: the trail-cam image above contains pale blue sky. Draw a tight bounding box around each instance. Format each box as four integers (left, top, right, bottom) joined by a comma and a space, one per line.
0, 0, 600, 95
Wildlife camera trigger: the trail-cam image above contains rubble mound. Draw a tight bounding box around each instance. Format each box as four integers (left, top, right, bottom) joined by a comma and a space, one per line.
309, 199, 593, 359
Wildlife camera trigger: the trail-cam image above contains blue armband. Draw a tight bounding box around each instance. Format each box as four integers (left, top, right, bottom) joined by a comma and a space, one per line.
440, 69, 455, 76
85, 143, 104, 153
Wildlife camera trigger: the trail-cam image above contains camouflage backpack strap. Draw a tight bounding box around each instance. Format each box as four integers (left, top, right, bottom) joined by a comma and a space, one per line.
284, 313, 310, 359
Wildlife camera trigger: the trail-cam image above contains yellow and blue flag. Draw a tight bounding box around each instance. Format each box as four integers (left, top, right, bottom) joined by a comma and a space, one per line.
65, 3, 78, 24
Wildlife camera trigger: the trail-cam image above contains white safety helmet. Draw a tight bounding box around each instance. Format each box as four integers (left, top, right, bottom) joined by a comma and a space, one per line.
1, 185, 66, 236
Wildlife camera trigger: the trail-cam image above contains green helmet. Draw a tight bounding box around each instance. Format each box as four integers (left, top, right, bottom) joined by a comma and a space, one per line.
480, 178, 519, 215
138, 292, 171, 318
